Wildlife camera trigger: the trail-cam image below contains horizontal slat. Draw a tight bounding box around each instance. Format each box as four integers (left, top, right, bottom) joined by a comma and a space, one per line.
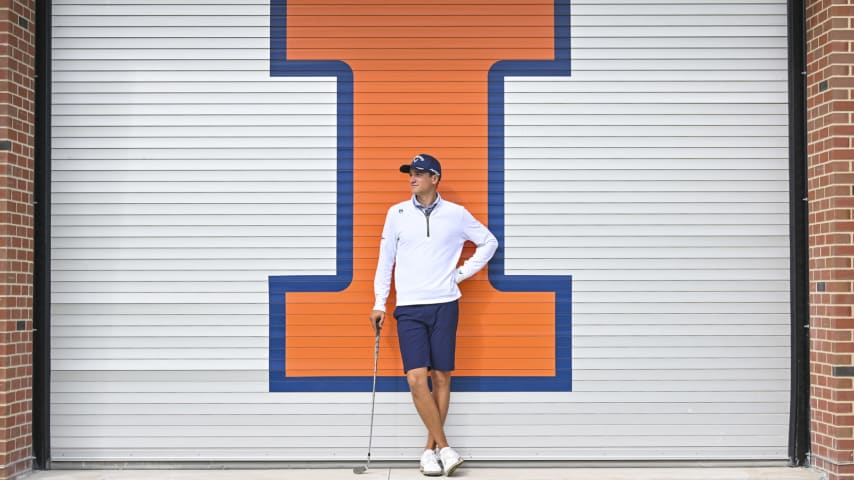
49, 268, 790, 283
50, 313, 790, 327
50, 292, 271, 303
573, 368, 789, 380
494, 258, 789, 269
52, 146, 787, 160
50, 344, 788, 362
50, 290, 790, 304
47, 446, 789, 461
49, 299, 786, 314
53, 36, 789, 51
50, 412, 789, 427
573, 311, 792, 324
49, 376, 790, 396
48, 435, 788, 449
53, 114, 789, 128
571, 304, 789, 315
49, 391, 791, 404
51, 348, 266, 360
53, 47, 789, 62
50, 399, 789, 416
50, 233, 789, 248
52, 80, 335, 93
52, 97, 787, 114
566, 26, 787, 38
52, 171, 338, 183
51, 224, 336, 237
50, 279, 790, 293
575, 336, 789, 347
51, 217, 788, 231
53, 337, 266, 348
505, 203, 790, 214
51, 356, 792, 373
52, 57, 787, 71
52, 303, 269, 315
506, 135, 787, 148
54, 135, 787, 149
53, 2, 783, 16
503, 224, 789, 235
53, 80, 788, 98
51, 367, 790, 383
51, 192, 785, 206
52, 169, 788, 183
52, 194, 336, 205
50, 326, 268, 337
52, 91, 336, 105
51, 259, 334, 271
52, 216, 336, 227
50, 224, 785, 239
508, 80, 787, 93
505, 214, 788, 225
50, 423, 788, 439
52, 359, 267, 370
573, 357, 789, 370
53, 125, 343, 138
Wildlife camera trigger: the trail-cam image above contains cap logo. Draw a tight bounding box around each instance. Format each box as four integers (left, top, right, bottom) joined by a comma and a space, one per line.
411, 155, 440, 175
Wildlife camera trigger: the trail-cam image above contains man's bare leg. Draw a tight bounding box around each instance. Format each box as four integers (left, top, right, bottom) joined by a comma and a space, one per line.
426, 370, 451, 451
406, 367, 449, 449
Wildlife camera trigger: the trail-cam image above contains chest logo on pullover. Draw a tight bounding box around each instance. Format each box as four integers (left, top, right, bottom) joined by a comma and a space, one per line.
268, 0, 574, 392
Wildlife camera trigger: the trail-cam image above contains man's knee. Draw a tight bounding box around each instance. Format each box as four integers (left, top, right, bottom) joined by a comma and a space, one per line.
406, 367, 430, 391
431, 370, 451, 389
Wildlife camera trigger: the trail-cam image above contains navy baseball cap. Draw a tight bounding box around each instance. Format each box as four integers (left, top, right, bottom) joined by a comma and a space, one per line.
400, 154, 441, 177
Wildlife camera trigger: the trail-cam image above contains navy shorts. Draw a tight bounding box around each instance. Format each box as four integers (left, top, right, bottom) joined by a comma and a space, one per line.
393, 300, 459, 373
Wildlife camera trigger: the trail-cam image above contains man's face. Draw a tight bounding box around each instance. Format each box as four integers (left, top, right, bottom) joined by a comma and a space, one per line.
409, 169, 439, 196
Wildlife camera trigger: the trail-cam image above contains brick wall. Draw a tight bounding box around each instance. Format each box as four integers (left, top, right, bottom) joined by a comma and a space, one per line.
806, 0, 854, 478
0, 0, 35, 478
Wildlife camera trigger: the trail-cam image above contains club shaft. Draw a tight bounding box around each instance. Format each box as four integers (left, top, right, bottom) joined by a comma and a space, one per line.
365, 329, 381, 469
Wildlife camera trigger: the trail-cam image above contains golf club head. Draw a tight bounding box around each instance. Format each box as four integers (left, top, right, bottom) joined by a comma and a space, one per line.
352, 465, 367, 474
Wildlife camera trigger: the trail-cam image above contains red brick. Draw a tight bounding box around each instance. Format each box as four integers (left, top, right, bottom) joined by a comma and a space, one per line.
0, 2, 37, 478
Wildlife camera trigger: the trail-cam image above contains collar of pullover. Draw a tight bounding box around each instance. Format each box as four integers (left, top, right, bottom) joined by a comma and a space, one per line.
413, 193, 441, 213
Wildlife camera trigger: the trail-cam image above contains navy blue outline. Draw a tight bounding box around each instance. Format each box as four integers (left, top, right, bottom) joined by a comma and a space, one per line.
269, 0, 572, 392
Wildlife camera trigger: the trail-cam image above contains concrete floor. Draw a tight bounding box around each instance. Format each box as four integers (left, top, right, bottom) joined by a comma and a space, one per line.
24, 466, 825, 480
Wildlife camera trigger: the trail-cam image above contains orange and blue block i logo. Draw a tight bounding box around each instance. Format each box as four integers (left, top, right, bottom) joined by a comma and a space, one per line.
268, 0, 572, 392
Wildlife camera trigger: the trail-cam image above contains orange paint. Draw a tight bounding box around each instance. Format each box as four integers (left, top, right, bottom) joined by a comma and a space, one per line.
283, 0, 557, 378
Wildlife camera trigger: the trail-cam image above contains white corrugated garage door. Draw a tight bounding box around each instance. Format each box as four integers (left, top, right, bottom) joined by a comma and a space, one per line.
50, 0, 792, 462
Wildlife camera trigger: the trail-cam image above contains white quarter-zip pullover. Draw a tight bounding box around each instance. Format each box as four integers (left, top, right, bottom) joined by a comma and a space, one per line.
373, 194, 499, 312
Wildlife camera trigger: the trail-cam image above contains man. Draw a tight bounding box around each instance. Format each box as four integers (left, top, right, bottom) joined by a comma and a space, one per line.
369, 153, 498, 476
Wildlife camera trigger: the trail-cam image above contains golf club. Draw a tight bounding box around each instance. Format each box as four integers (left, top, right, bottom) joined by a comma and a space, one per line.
353, 321, 381, 475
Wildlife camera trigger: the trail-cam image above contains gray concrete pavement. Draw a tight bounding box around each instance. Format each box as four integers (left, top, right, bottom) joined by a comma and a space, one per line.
24, 466, 825, 480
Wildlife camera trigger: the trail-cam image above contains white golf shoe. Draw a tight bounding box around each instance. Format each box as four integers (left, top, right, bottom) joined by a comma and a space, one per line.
439, 446, 464, 476
419, 449, 443, 476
